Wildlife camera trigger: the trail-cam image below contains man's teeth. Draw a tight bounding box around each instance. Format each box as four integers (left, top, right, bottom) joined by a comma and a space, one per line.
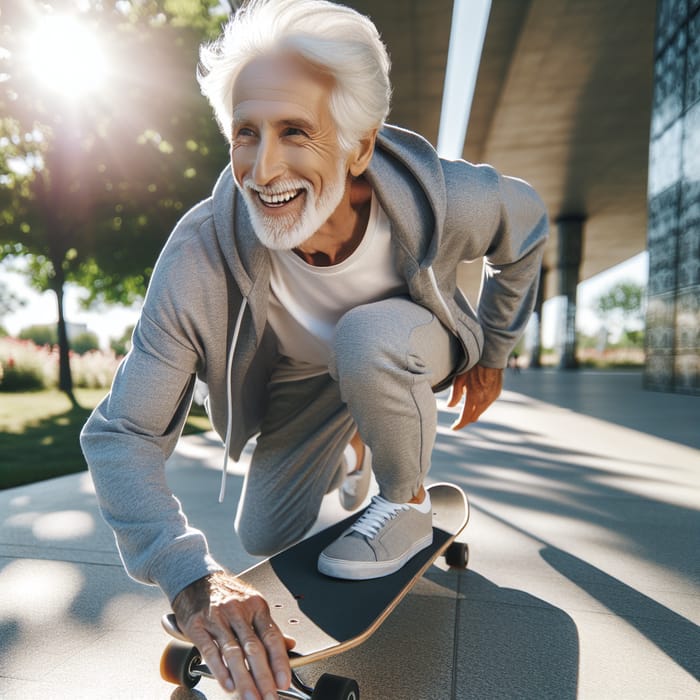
258, 190, 300, 205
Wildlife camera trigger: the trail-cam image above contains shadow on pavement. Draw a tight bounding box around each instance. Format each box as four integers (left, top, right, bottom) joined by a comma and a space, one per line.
456, 570, 579, 699
541, 546, 700, 681
433, 416, 700, 585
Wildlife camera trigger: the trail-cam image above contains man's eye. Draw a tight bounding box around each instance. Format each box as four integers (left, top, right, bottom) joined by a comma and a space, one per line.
284, 127, 307, 138
235, 127, 256, 138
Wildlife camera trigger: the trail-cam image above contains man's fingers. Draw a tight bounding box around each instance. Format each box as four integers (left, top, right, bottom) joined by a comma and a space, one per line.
451, 400, 479, 431
220, 602, 290, 698
188, 633, 236, 693
447, 374, 466, 407
219, 634, 260, 699
255, 615, 296, 690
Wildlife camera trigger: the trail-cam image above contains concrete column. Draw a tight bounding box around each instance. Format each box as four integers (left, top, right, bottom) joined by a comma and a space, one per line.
556, 216, 585, 369
528, 265, 547, 368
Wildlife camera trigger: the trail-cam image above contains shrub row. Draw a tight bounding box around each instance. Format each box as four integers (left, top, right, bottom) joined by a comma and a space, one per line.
0, 337, 122, 392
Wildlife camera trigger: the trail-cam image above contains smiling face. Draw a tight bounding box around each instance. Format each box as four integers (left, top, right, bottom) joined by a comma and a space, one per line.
230, 52, 351, 250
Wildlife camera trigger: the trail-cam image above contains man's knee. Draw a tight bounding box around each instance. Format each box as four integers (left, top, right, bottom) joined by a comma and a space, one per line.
332, 303, 398, 383
234, 512, 285, 557
235, 509, 311, 557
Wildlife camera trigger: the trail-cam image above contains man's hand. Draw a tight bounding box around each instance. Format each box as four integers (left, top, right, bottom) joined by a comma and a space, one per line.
172, 571, 295, 698
447, 364, 504, 430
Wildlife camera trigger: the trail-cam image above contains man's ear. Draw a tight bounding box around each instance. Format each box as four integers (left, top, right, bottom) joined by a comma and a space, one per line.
348, 128, 378, 177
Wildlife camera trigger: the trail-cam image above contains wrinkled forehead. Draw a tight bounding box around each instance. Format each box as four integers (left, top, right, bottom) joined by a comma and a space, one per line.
232, 51, 335, 123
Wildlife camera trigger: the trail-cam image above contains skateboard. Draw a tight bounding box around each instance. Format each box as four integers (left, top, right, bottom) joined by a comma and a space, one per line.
160, 482, 470, 699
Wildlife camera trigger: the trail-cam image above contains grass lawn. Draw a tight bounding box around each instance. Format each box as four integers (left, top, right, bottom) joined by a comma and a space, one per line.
0, 389, 211, 490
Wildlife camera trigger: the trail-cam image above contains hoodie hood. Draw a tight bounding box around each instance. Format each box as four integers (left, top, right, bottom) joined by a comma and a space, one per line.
367, 125, 448, 269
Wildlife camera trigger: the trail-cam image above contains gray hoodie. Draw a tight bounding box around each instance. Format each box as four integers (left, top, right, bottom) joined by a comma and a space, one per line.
80, 124, 548, 602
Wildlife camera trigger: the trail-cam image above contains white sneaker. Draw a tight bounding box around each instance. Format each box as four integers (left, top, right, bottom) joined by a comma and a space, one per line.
339, 444, 372, 511
319, 492, 433, 579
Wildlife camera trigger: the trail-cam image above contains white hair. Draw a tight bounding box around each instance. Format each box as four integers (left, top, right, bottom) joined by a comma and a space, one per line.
197, 0, 392, 153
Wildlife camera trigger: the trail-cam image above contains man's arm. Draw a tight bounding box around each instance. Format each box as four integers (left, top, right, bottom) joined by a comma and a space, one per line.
81, 318, 293, 696
476, 173, 548, 369
442, 168, 547, 428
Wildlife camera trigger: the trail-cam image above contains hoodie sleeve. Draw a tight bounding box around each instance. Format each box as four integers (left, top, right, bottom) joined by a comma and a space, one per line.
476, 171, 548, 368
80, 211, 225, 603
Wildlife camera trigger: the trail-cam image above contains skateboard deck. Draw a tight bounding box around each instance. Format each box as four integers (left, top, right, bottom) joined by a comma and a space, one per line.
161, 482, 469, 698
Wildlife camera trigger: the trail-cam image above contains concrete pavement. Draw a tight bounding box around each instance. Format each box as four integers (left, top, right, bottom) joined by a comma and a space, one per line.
0, 369, 698, 699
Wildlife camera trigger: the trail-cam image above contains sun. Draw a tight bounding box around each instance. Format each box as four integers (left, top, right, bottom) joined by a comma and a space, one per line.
26, 14, 109, 99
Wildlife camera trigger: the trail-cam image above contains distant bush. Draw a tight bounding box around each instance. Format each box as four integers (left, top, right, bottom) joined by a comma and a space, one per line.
18, 324, 58, 347
71, 349, 121, 389
0, 337, 120, 391
70, 331, 100, 355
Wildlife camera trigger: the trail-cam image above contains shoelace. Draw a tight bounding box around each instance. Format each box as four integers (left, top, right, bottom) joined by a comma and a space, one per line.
350, 496, 409, 539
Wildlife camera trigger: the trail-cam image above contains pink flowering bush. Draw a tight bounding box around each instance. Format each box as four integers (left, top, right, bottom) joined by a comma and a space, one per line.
0, 338, 56, 391
0, 337, 122, 391
71, 349, 122, 389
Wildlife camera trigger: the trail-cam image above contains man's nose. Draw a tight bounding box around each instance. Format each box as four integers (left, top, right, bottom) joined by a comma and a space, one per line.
251, 135, 284, 185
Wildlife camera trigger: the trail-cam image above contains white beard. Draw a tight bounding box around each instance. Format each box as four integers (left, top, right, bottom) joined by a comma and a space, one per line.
238, 161, 347, 251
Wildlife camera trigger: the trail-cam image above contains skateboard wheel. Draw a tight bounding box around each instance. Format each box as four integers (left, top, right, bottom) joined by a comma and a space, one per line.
445, 541, 469, 569
311, 673, 360, 699
160, 639, 202, 688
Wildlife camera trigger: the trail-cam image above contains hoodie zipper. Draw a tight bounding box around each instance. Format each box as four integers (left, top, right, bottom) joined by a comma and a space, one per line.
426, 266, 457, 331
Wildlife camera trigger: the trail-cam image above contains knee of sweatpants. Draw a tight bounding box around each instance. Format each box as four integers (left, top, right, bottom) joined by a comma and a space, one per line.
235, 514, 285, 557
331, 303, 396, 385
235, 509, 310, 557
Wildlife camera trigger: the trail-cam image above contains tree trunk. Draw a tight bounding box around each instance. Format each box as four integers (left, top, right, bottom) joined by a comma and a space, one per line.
52, 269, 78, 407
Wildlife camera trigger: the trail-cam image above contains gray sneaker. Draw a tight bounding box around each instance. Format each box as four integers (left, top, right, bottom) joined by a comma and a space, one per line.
318, 493, 433, 579
339, 444, 372, 511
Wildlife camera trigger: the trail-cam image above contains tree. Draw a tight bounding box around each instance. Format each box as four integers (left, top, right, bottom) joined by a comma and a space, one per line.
0, 0, 229, 404
595, 280, 645, 348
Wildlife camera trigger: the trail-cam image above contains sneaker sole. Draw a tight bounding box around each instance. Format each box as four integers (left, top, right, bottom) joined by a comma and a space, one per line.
317, 532, 433, 580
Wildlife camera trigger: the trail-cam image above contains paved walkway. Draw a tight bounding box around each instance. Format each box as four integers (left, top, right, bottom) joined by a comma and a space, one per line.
0, 370, 698, 699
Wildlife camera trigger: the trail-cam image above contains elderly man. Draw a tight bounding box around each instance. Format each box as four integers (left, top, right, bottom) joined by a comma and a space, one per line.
81, 0, 548, 696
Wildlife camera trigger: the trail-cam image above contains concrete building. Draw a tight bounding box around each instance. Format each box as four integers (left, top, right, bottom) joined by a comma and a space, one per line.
344, 0, 699, 394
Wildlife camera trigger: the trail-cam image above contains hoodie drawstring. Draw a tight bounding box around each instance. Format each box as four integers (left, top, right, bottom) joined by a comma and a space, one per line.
219, 297, 248, 503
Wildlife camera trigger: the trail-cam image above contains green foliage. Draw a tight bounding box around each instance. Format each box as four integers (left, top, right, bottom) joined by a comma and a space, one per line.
0, 278, 26, 318
596, 281, 644, 321
0, 2, 230, 306
70, 331, 100, 355
18, 323, 58, 346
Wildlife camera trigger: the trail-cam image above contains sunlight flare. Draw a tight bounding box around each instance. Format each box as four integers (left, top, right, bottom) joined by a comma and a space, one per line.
25, 14, 109, 99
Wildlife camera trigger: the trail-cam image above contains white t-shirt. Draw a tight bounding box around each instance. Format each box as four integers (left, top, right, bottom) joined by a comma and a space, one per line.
268, 193, 408, 381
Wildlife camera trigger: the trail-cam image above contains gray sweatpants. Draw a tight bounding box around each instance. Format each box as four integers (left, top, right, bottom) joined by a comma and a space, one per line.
235, 297, 462, 555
